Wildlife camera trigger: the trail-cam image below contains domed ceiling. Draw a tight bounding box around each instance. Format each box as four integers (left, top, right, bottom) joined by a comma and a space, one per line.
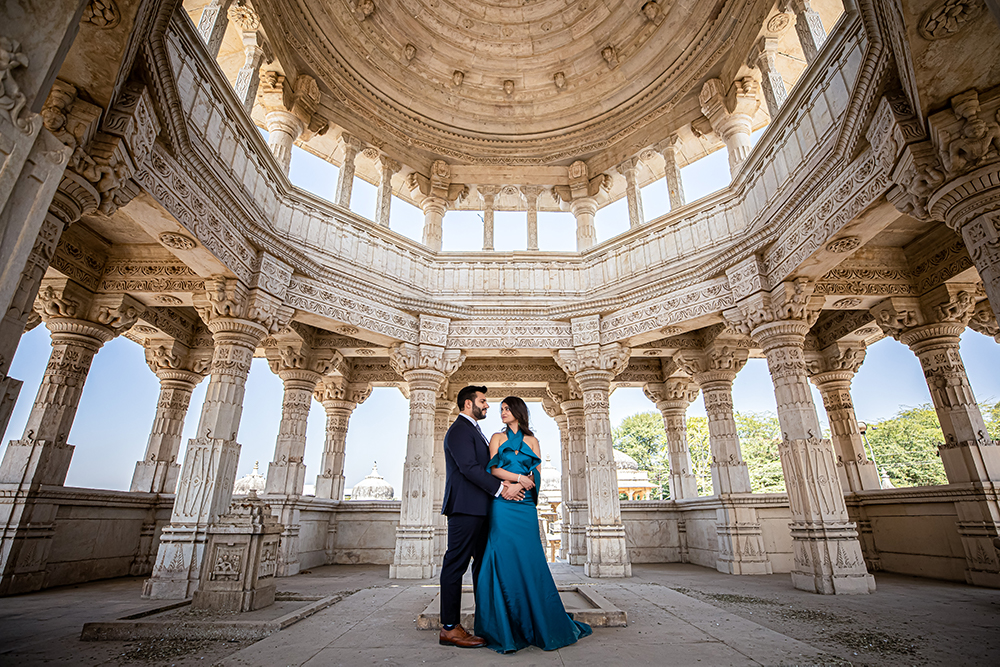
255, 0, 762, 165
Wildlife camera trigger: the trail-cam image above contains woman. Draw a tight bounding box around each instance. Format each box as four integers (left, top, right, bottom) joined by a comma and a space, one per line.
474, 396, 592, 653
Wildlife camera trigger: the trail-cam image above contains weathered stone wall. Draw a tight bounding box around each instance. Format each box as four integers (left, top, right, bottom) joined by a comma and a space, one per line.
42, 489, 172, 588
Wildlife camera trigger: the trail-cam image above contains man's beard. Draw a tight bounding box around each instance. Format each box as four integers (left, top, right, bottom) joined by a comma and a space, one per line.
472, 404, 486, 420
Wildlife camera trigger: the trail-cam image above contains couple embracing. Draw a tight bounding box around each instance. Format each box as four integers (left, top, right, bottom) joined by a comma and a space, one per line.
437, 385, 592, 654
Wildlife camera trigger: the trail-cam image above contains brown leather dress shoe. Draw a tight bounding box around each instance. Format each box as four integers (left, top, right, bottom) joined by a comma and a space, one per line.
439, 624, 487, 648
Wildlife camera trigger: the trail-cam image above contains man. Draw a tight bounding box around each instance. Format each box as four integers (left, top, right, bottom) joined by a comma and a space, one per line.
438, 385, 524, 648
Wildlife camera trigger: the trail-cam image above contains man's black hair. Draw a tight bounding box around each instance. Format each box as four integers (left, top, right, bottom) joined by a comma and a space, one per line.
457, 385, 487, 412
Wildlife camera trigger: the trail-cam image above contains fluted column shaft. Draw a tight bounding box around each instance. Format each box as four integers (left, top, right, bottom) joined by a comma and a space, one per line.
335, 135, 362, 208
131, 370, 203, 493
810, 371, 880, 492
144, 317, 268, 600
421, 197, 447, 252
561, 399, 588, 565
315, 400, 356, 500
754, 319, 873, 594
576, 370, 631, 577
375, 157, 400, 228
570, 197, 597, 252
697, 373, 752, 495
197, 0, 234, 59
266, 370, 321, 496
390, 369, 445, 578
264, 110, 304, 176
657, 399, 699, 499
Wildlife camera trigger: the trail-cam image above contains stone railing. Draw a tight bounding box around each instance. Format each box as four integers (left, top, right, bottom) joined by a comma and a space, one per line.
139, 6, 879, 339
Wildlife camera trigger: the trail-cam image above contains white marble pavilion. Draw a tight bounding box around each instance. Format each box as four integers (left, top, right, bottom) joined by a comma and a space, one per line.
1, 0, 1000, 601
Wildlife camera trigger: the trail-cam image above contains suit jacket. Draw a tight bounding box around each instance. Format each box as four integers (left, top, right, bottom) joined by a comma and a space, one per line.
441, 415, 501, 517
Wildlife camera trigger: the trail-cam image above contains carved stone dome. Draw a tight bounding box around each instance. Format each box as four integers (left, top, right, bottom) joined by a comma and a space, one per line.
255, 0, 756, 164
613, 448, 639, 470
233, 461, 267, 495
351, 462, 395, 500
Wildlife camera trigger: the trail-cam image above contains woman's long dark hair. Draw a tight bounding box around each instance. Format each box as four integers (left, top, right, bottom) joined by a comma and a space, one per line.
502, 396, 534, 437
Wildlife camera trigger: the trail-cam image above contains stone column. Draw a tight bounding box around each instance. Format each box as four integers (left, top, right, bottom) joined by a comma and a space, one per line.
335, 134, 363, 209
749, 37, 787, 116
522, 186, 543, 251
406, 160, 467, 253
781, 0, 827, 64
806, 343, 880, 492
479, 185, 499, 251
0, 281, 140, 595
550, 381, 587, 564
548, 407, 570, 559
234, 34, 267, 115
264, 110, 303, 176
389, 338, 465, 578
197, 0, 235, 59
730, 279, 874, 594
131, 338, 212, 494
617, 157, 644, 228
655, 136, 686, 210
420, 196, 447, 252
315, 380, 370, 500
375, 155, 400, 228
646, 378, 699, 499
570, 197, 598, 252
678, 339, 770, 575
144, 275, 292, 600
872, 288, 1000, 586
433, 393, 454, 562
260, 73, 326, 176
555, 341, 632, 578
700, 77, 761, 176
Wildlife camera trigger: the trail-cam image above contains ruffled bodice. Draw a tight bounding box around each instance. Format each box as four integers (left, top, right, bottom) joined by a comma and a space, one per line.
486, 428, 541, 504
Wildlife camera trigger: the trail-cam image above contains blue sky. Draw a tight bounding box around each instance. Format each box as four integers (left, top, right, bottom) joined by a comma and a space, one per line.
3, 140, 997, 496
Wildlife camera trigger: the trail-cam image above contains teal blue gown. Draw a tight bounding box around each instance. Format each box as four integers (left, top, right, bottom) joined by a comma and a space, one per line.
474, 428, 592, 653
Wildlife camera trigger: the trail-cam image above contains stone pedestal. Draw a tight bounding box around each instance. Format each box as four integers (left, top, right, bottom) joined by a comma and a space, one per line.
191, 492, 281, 612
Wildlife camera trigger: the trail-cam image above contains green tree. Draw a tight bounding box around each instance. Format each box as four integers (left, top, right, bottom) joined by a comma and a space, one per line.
612, 412, 670, 498
732, 412, 786, 493
863, 404, 949, 487
685, 416, 713, 495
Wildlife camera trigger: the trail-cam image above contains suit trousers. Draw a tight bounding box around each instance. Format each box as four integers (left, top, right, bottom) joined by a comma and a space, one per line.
439, 513, 489, 627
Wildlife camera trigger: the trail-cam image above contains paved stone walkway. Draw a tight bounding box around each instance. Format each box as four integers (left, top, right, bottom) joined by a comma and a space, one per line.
1, 563, 997, 666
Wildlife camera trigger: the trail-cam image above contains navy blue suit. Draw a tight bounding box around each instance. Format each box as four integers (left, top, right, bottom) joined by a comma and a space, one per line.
439, 415, 501, 626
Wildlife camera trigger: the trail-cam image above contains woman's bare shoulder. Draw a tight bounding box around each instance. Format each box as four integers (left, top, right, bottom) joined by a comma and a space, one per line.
490, 431, 508, 445
524, 434, 540, 453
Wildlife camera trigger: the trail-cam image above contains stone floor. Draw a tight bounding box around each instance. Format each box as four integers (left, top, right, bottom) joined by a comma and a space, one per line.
1, 562, 998, 666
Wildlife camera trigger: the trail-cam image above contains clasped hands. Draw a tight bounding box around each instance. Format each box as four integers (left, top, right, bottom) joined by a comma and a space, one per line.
500, 474, 535, 501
